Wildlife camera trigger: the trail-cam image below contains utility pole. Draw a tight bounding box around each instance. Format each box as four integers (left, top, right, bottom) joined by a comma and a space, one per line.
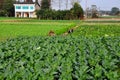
66, 0, 68, 9
48, 0, 51, 9
50, 0, 53, 9
98, 7, 100, 17
59, 0, 61, 10
85, 0, 87, 18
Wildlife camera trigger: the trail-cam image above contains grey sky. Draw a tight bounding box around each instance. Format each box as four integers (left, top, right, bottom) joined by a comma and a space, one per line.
51, 0, 120, 11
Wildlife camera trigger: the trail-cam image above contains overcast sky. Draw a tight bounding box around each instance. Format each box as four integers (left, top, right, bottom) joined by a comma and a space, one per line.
51, 0, 120, 11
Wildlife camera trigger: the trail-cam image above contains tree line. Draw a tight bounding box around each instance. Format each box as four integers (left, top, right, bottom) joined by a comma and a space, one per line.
36, 0, 84, 20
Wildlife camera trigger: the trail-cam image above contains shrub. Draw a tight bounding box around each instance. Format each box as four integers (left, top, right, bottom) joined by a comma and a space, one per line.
0, 10, 7, 17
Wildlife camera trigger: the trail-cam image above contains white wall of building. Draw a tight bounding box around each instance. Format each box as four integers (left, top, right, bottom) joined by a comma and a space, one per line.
14, 4, 37, 18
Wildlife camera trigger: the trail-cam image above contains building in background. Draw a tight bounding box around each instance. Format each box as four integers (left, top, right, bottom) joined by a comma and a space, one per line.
14, 0, 40, 18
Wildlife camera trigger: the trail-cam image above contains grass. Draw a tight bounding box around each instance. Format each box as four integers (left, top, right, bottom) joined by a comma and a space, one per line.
0, 18, 77, 41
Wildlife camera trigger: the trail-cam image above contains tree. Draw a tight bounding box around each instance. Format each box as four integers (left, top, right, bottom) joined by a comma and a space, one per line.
0, 0, 4, 9
36, 1, 84, 20
0, 10, 7, 17
71, 2, 84, 19
111, 7, 119, 15
71, 0, 82, 7
2, 0, 15, 17
37, 0, 52, 19
41, 0, 51, 10
66, 0, 68, 9
91, 5, 98, 18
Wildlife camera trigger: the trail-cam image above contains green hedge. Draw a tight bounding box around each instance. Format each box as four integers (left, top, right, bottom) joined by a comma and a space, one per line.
0, 36, 120, 80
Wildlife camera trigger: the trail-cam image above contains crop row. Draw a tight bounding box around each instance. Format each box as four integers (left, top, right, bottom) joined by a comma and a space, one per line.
0, 36, 120, 80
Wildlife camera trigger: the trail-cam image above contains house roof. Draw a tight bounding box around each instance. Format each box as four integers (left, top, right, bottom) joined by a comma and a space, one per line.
14, 0, 40, 7
14, 2, 35, 4
14, 0, 36, 4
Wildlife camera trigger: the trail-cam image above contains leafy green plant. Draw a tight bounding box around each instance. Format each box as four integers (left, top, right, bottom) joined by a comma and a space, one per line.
0, 36, 120, 79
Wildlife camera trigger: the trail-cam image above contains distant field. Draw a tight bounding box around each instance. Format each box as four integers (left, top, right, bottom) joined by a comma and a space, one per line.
84, 18, 120, 23
72, 24, 120, 37
99, 16, 120, 18
0, 18, 76, 41
72, 19, 120, 37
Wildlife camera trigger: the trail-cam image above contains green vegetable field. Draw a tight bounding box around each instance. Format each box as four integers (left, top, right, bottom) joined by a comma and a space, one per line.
0, 36, 120, 79
0, 18, 120, 79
